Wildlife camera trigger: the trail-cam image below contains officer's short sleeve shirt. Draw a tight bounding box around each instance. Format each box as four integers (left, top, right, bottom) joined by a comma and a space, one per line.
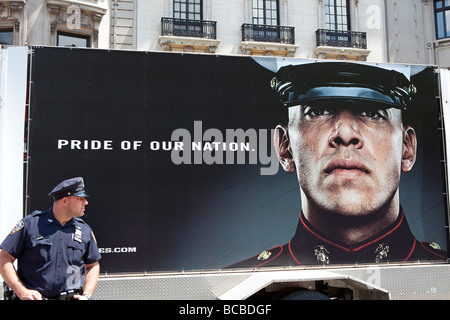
0, 209, 101, 297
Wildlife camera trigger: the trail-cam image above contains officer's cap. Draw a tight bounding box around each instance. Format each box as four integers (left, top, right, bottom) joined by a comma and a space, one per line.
48, 177, 89, 201
270, 62, 416, 110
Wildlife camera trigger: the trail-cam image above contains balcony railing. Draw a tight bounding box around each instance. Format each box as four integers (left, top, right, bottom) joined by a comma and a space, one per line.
316, 29, 367, 49
161, 17, 217, 39
241, 23, 295, 45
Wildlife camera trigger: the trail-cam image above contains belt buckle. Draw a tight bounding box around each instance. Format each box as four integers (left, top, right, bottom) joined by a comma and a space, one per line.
58, 289, 77, 300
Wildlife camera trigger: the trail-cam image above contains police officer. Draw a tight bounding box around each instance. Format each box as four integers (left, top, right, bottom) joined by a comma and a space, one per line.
228, 62, 447, 268
0, 177, 101, 300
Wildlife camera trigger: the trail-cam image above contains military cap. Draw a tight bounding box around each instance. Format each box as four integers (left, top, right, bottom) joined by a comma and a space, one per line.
270, 62, 416, 110
48, 177, 89, 201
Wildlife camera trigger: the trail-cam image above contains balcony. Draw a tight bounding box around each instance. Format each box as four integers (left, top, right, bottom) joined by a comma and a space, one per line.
158, 17, 220, 53
241, 23, 295, 44
240, 23, 298, 57
314, 29, 371, 61
161, 17, 217, 39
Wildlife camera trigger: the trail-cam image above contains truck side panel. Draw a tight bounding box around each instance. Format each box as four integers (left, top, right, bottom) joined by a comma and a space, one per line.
0, 46, 28, 241
25, 47, 449, 274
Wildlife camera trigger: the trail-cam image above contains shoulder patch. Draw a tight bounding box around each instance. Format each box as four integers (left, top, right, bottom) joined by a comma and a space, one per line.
9, 220, 24, 234
91, 231, 97, 244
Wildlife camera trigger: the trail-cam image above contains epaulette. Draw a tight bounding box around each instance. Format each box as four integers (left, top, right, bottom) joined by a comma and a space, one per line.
29, 210, 46, 217
420, 241, 448, 260
226, 246, 284, 269
73, 216, 89, 227
72, 217, 94, 233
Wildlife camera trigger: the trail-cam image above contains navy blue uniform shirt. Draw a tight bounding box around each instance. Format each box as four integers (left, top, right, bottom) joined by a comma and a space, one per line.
0, 208, 101, 297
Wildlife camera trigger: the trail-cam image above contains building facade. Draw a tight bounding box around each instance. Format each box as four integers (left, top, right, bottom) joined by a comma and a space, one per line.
0, 0, 448, 66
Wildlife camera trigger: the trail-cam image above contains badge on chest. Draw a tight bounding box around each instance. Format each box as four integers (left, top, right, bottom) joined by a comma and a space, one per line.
73, 226, 83, 243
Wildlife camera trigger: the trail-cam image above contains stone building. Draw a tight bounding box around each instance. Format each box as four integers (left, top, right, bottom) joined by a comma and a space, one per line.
0, 0, 448, 66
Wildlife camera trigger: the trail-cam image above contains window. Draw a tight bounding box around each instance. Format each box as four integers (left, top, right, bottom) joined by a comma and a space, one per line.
57, 32, 91, 48
252, 0, 279, 26
325, 0, 350, 31
435, 0, 450, 39
0, 28, 13, 45
174, 0, 202, 20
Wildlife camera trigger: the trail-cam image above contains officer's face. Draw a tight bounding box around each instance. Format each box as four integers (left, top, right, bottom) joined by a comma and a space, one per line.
66, 196, 88, 217
277, 103, 417, 218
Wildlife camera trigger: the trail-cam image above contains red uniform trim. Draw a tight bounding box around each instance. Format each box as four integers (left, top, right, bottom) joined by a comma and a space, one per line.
299, 211, 406, 253
352, 212, 404, 252
420, 242, 447, 260
299, 213, 351, 252
255, 245, 284, 268
288, 240, 303, 266
403, 237, 416, 262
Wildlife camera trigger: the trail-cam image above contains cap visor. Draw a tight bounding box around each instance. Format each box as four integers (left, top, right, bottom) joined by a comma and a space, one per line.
285, 86, 404, 109
73, 192, 89, 198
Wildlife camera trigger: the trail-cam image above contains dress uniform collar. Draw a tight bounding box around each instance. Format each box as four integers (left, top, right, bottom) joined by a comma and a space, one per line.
289, 208, 417, 265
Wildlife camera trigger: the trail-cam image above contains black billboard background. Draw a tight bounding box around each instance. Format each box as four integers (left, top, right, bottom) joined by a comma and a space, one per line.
26, 47, 448, 273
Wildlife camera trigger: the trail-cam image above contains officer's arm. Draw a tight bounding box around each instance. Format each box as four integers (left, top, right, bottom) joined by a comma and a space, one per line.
74, 261, 100, 300
0, 249, 42, 300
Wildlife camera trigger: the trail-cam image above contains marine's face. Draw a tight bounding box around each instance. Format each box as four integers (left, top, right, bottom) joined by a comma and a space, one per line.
284, 103, 416, 217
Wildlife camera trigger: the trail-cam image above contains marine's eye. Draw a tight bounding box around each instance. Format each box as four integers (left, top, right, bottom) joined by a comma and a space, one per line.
360, 109, 386, 119
304, 106, 332, 117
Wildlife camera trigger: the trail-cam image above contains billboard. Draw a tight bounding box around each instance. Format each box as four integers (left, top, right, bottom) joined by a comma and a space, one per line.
26, 47, 448, 273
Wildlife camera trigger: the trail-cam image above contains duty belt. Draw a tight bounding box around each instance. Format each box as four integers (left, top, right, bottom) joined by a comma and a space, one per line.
3, 282, 81, 300
43, 289, 81, 300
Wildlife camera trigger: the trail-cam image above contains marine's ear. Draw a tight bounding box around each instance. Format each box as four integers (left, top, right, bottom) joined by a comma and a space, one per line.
401, 125, 417, 172
274, 125, 296, 173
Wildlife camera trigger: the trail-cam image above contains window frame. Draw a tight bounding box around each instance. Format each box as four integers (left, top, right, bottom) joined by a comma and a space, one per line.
0, 28, 14, 45
325, 0, 351, 31
435, 0, 450, 39
173, 0, 203, 21
57, 31, 91, 48
252, 0, 280, 26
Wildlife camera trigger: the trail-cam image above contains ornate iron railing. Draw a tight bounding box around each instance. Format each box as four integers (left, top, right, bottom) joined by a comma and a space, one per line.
161, 17, 217, 39
316, 29, 367, 49
241, 23, 295, 45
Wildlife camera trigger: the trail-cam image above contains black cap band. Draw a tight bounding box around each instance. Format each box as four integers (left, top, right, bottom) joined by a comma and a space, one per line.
271, 62, 416, 110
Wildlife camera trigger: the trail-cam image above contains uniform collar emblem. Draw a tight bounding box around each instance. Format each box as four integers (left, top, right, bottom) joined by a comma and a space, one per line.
257, 250, 272, 261
375, 243, 390, 263
314, 245, 330, 265
429, 242, 441, 250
